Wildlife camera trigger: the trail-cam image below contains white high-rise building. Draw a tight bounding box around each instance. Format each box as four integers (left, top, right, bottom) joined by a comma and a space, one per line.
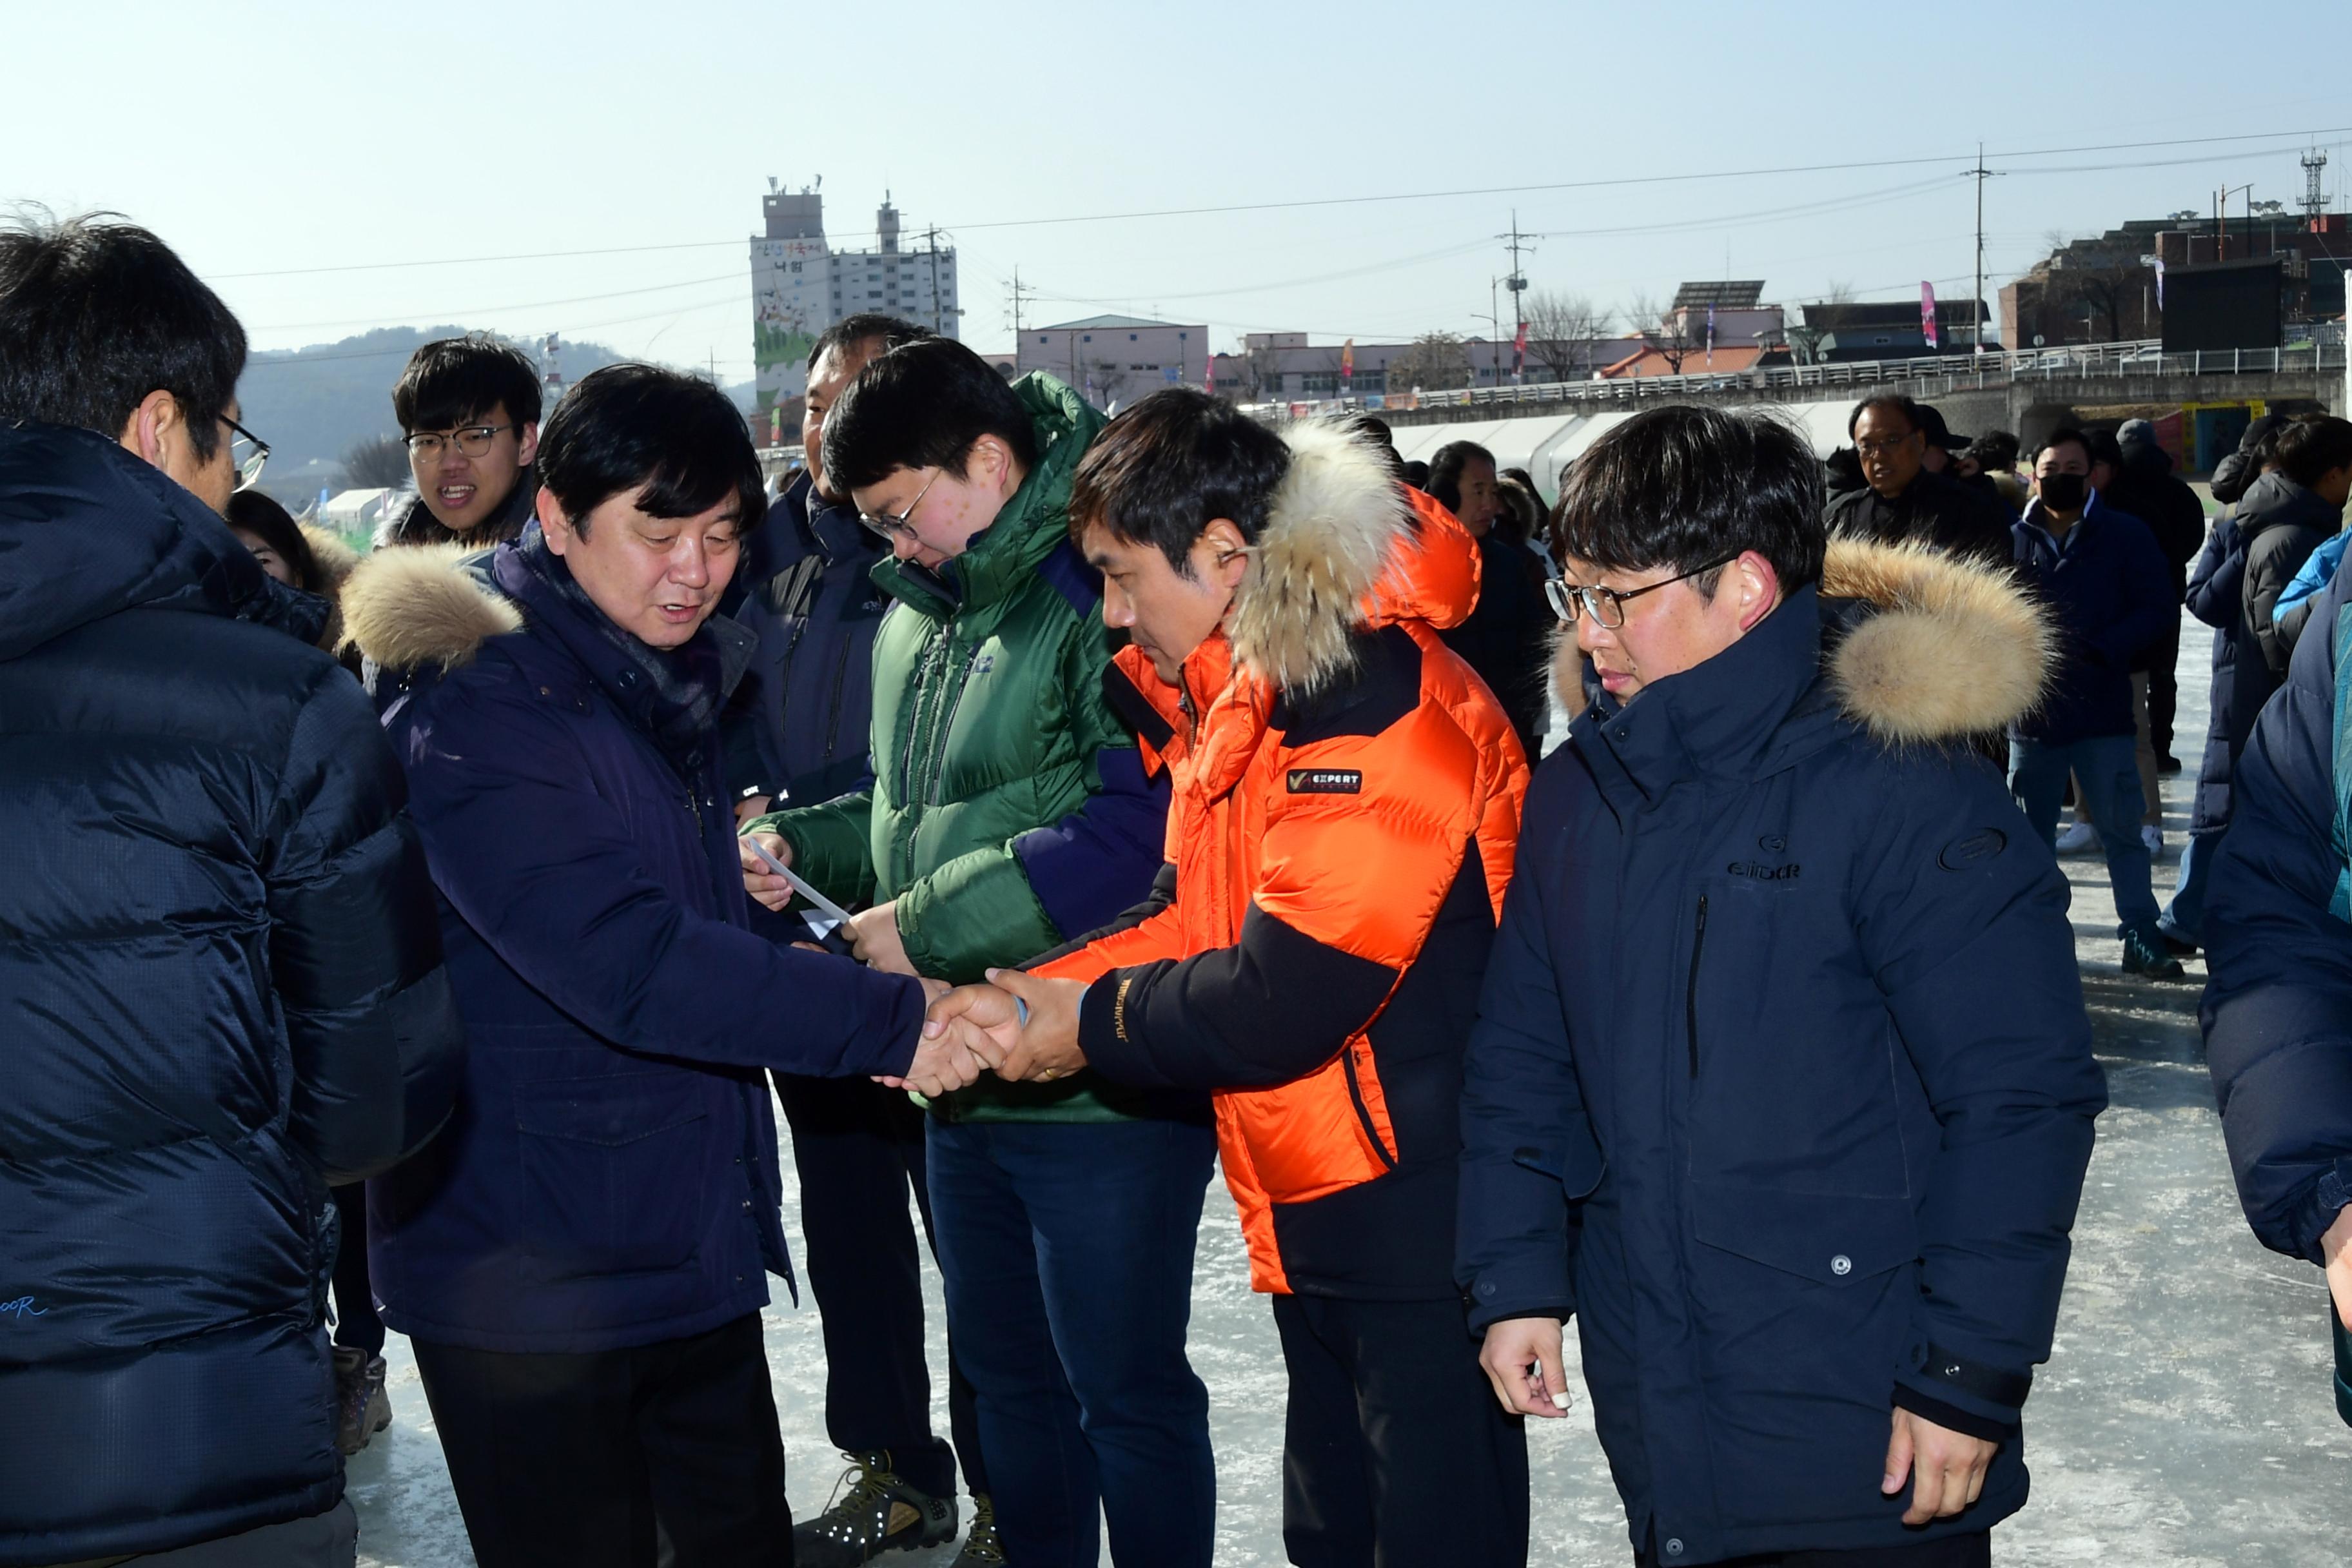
749, 182, 958, 439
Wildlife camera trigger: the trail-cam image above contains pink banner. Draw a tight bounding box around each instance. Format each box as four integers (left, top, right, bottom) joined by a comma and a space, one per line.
1920, 282, 1941, 350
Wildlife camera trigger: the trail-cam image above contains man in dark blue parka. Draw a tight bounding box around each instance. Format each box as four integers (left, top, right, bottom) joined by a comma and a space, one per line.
338, 364, 984, 1568
0, 216, 463, 1567
1458, 406, 2106, 1567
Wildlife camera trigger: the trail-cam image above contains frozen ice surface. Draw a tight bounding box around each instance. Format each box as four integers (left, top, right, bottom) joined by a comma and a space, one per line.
351, 614, 2352, 1565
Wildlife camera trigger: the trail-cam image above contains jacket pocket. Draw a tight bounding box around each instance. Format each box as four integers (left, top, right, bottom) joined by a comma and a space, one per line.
1689, 1179, 1919, 1286
514, 1073, 710, 1281
1511, 1126, 1607, 1200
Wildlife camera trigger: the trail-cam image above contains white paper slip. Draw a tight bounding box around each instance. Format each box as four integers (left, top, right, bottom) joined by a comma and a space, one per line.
742, 836, 858, 927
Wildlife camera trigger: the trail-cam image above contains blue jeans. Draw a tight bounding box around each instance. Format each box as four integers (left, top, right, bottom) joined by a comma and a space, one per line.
2010, 734, 2161, 934
2161, 827, 2222, 945
926, 1115, 1218, 1568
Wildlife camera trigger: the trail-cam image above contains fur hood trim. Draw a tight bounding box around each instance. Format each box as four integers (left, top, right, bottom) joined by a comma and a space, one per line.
338, 542, 518, 672
1551, 537, 2053, 744
300, 525, 360, 590
1227, 420, 1415, 694
1817, 538, 2052, 743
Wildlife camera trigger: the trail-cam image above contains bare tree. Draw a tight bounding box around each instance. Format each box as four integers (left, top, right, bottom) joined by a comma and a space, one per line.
1386, 331, 1472, 393
341, 434, 412, 490
2054, 259, 2153, 342
1627, 293, 1700, 375
1522, 289, 1612, 382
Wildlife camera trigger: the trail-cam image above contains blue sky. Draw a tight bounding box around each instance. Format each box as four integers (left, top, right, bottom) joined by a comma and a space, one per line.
11, 0, 2350, 376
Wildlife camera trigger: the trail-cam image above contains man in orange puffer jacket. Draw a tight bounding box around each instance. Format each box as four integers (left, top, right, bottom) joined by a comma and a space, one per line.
927, 390, 1532, 1566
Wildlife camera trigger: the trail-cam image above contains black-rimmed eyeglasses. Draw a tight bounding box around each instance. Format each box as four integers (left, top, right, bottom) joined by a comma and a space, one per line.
1544, 556, 1738, 629
403, 424, 517, 462
222, 415, 271, 491
858, 470, 938, 544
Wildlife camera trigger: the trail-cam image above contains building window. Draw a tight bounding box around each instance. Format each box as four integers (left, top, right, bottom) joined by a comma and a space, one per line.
1130, 333, 1139, 341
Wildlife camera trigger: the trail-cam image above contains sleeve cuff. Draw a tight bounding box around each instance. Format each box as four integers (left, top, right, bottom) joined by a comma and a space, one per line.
1462, 1262, 1578, 1334
1891, 1386, 2017, 1443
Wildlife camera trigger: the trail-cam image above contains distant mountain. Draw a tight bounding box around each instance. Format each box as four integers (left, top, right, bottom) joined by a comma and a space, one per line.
237, 327, 750, 505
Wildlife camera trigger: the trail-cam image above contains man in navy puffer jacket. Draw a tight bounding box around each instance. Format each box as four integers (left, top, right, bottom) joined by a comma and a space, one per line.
0, 216, 463, 1567
1459, 406, 2104, 1567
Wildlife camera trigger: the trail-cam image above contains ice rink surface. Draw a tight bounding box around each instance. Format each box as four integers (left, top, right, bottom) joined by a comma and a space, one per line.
350, 613, 2352, 1566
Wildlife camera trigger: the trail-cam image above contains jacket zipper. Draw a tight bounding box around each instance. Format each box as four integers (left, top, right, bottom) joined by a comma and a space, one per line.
1340, 1047, 1397, 1171
821, 632, 854, 758
925, 643, 988, 807
1686, 894, 1709, 1079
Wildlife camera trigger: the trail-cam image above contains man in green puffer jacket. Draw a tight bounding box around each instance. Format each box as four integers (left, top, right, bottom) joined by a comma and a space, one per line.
740, 340, 1215, 1567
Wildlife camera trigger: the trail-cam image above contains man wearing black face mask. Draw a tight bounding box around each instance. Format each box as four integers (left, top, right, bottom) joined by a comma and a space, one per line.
2008, 429, 2182, 978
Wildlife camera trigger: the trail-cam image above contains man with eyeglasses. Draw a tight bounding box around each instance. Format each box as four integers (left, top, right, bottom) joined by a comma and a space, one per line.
0, 213, 463, 1567
739, 340, 1195, 1567
1825, 393, 2016, 565
714, 315, 1008, 1567
378, 331, 543, 550
1458, 405, 2104, 1568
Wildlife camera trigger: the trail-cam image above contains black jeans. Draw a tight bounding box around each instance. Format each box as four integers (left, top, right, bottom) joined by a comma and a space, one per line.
773, 1070, 983, 1499
1271, 1293, 1530, 1568
2145, 623, 2182, 760
1640, 1532, 1991, 1567
411, 1314, 792, 1568
327, 1183, 382, 1357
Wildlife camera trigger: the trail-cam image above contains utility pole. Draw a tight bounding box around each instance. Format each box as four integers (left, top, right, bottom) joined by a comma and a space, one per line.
1497, 210, 1534, 382
1961, 144, 2004, 353
926, 226, 943, 334
1006, 267, 1036, 375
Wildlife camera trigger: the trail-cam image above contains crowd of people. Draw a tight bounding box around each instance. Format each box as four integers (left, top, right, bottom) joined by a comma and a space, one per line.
7, 208, 2352, 1568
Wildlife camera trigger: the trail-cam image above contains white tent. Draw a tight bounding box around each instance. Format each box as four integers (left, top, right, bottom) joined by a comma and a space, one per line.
319, 488, 391, 531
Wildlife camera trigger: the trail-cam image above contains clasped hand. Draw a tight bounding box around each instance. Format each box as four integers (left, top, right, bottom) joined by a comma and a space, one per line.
894, 968, 1090, 1095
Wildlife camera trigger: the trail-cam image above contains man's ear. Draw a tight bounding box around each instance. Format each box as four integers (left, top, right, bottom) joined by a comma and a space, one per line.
116, 388, 181, 470
1200, 517, 1252, 589
536, 484, 573, 554
1734, 550, 1781, 632
516, 420, 541, 467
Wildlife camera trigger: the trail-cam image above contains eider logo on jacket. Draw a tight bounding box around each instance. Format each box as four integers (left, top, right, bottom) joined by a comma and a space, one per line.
1287, 769, 1362, 794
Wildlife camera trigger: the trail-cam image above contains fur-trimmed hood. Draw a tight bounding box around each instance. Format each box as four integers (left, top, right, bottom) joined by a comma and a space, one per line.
1552, 536, 2053, 745
1228, 420, 1479, 693
338, 541, 520, 674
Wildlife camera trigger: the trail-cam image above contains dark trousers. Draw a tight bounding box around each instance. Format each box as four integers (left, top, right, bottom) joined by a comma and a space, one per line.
927, 1115, 1218, 1568
411, 1314, 792, 1568
1640, 1531, 1990, 1567
2146, 623, 2182, 760
326, 1183, 382, 1357
1270, 1293, 1530, 1568
774, 1070, 983, 1499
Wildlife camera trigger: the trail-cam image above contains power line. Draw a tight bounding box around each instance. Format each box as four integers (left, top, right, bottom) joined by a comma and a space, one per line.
204, 124, 2352, 284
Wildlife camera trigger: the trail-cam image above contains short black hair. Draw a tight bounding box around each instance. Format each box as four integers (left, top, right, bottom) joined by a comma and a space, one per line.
1847, 393, 1922, 439
1400, 459, 1431, 490
806, 312, 932, 373
2084, 427, 2124, 471
2278, 415, 2352, 489
224, 489, 325, 593
1965, 429, 2020, 471
2037, 428, 2093, 467
822, 337, 1037, 495
1426, 440, 1496, 516
0, 211, 245, 459
1070, 387, 1291, 574
1331, 411, 1404, 477
536, 364, 762, 539
1554, 404, 1825, 594
391, 333, 543, 435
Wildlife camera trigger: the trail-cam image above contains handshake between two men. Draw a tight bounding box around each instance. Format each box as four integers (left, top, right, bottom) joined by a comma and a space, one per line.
890, 968, 1092, 1099
743, 821, 1092, 1100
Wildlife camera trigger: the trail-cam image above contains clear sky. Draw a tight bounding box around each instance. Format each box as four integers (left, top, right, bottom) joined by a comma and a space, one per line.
11, 0, 2351, 378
